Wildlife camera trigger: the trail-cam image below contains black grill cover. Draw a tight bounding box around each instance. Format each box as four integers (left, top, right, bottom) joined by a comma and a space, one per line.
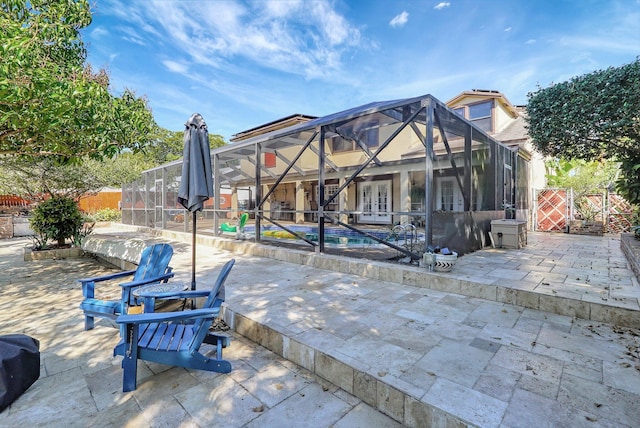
0, 334, 40, 412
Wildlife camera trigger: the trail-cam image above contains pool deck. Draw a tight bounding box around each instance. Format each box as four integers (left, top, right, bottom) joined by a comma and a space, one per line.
2, 223, 640, 427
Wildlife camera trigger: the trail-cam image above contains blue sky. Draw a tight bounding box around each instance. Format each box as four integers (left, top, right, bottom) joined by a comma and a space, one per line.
83, 0, 640, 141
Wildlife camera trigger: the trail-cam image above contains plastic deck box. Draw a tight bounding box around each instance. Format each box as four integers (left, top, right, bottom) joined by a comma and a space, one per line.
491, 220, 527, 249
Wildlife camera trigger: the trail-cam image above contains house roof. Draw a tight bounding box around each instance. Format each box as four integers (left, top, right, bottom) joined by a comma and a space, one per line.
492, 115, 528, 144
231, 114, 317, 142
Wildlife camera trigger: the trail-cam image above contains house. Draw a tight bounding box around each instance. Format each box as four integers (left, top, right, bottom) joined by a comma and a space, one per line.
210, 92, 530, 255
225, 90, 543, 224
446, 89, 546, 220
122, 90, 541, 258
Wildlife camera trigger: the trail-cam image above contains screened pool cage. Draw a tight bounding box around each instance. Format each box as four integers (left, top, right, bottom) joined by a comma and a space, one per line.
122, 94, 529, 262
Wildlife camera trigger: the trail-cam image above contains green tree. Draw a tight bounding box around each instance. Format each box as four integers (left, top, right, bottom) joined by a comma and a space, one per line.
144, 128, 185, 164
0, 0, 156, 161
0, 128, 229, 200
209, 133, 227, 150
616, 156, 640, 206
91, 128, 227, 188
0, 157, 103, 201
85, 154, 154, 188
545, 158, 620, 220
545, 158, 619, 195
526, 59, 640, 203
142, 127, 227, 164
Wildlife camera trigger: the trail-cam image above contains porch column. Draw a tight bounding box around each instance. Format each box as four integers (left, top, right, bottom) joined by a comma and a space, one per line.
400, 170, 410, 225
295, 181, 304, 223
339, 177, 349, 224
262, 185, 271, 215
231, 188, 238, 217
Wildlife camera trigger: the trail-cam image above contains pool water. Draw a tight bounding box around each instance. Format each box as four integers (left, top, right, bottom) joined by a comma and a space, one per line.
244, 225, 422, 248
304, 233, 383, 247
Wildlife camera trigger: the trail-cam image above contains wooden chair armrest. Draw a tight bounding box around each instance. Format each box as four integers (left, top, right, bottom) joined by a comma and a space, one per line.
119, 272, 175, 289
77, 270, 136, 285
116, 308, 220, 325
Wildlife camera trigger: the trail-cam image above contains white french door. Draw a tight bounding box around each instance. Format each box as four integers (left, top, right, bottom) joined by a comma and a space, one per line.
358, 180, 391, 224
436, 177, 463, 212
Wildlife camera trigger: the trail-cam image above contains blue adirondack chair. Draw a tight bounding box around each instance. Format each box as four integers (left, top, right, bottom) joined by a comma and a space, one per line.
78, 243, 175, 331
113, 259, 235, 392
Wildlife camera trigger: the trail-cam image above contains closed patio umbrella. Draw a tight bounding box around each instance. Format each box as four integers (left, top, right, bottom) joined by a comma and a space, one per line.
177, 113, 213, 290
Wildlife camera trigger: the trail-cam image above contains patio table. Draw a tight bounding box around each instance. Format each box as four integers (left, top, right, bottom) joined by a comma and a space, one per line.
132, 282, 189, 313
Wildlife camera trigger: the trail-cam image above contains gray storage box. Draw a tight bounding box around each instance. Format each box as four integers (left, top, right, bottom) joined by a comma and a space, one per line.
491, 220, 527, 249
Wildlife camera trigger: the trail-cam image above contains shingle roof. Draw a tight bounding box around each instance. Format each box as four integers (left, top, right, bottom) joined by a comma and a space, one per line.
493, 115, 528, 144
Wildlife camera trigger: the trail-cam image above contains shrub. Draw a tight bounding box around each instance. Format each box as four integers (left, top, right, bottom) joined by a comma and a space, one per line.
87, 208, 122, 222
71, 222, 95, 247
29, 196, 87, 248
631, 206, 640, 240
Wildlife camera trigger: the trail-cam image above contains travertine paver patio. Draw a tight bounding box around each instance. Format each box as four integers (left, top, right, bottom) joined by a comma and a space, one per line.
0, 237, 400, 427
2, 225, 640, 427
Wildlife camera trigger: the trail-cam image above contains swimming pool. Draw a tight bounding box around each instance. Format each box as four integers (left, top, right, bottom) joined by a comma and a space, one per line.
244, 225, 422, 248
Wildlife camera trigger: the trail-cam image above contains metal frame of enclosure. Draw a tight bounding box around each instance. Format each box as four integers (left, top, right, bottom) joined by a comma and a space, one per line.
122, 94, 529, 260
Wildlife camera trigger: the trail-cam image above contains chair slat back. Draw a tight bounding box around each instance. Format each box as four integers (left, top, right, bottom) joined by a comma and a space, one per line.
189, 259, 235, 353
132, 244, 173, 282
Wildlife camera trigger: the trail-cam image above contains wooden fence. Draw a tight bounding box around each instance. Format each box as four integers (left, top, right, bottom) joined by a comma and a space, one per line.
0, 190, 121, 214
0, 195, 32, 208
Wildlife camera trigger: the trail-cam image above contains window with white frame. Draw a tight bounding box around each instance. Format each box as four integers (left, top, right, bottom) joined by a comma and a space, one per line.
453, 100, 493, 132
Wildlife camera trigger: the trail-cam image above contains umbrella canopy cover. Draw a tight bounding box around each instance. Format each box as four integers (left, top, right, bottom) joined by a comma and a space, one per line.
178, 113, 214, 212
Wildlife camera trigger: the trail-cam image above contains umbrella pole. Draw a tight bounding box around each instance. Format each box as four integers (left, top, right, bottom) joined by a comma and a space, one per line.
191, 211, 197, 291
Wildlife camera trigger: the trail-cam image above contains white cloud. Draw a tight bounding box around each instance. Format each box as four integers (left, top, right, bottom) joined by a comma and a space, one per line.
525, 39, 536, 45
162, 60, 189, 74
434, 2, 450, 10
109, 0, 365, 82
262, 0, 302, 18
389, 11, 409, 28
118, 26, 149, 47
102, 0, 162, 39
309, 1, 360, 46
90, 27, 109, 39
504, 27, 512, 32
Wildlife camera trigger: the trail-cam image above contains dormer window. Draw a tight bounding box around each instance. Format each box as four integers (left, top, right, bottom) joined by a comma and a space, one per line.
453, 100, 494, 132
